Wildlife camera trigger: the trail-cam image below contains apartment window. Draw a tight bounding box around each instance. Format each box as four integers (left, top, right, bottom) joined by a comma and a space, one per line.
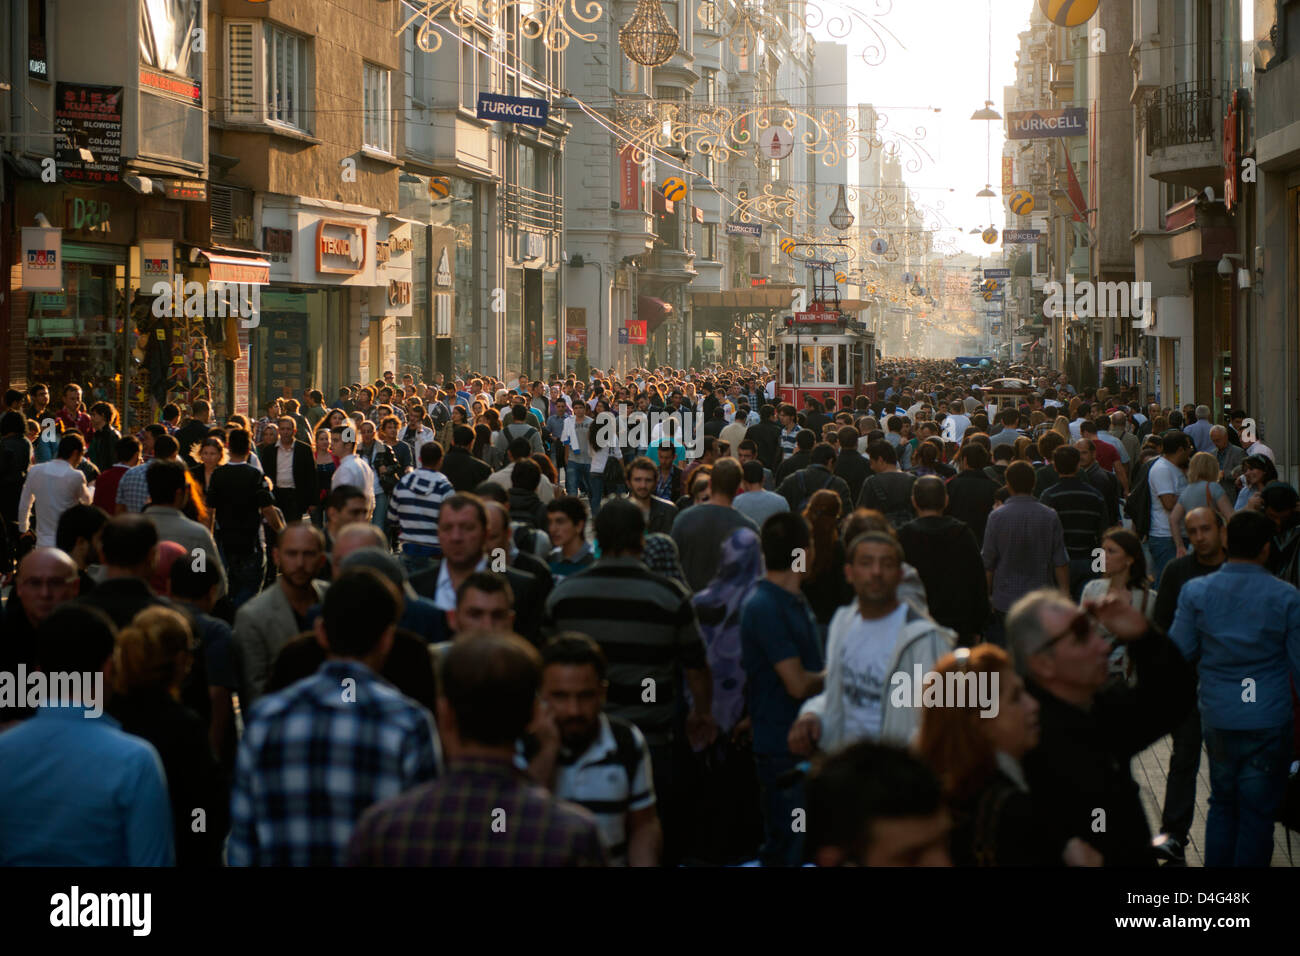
28, 0, 49, 80
702, 146, 716, 181
460, 29, 493, 111
698, 0, 718, 31
407, 24, 431, 108
703, 68, 717, 105
769, 158, 781, 180
701, 222, 718, 260
363, 64, 392, 153
226, 21, 313, 131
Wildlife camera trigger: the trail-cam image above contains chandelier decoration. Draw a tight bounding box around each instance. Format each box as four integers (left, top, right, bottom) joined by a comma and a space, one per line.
829, 184, 855, 231
696, 0, 903, 67
397, 0, 603, 53
615, 100, 933, 175
619, 0, 680, 66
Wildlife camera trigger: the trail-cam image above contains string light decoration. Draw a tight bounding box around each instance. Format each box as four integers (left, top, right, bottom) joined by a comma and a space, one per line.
619, 0, 680, 67
399, 0, 603, 54
696, 0, 903, 67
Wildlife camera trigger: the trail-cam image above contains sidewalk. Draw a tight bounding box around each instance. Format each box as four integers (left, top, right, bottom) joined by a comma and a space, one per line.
1133, 734, 1297, 867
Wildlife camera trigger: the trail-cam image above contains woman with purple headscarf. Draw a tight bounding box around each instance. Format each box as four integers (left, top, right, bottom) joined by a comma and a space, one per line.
690, 526, 764, 736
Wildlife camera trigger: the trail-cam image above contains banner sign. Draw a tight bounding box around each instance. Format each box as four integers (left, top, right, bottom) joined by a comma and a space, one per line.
626, 320, 647, 344
476, 92, 548, 127
21, 227, 63, 291
1002, 155, 1014, 193
1003, 229, 1042, 243
55, 83, 123, 183
1006, 107, 1087, 140
725, 221, 762, 238
983, 268, 1011, 278
619, 145, 640, 210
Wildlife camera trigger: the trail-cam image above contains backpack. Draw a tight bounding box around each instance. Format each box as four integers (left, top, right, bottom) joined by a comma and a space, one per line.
863, 473, 915, 529
793, 468, 832, 513
607, 717, 644, 793
1124, 458, 1154, 537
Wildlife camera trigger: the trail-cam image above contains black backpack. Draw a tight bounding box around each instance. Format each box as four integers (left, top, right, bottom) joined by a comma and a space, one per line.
1124, 458, 1154, 538
792, 468, 832, 513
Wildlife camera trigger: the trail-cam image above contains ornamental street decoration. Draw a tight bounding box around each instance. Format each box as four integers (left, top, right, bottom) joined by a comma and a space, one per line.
398, 0, 603, 53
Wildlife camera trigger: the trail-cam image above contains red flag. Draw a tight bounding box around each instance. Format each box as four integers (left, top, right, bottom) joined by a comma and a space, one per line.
1062, 147, 1087, 222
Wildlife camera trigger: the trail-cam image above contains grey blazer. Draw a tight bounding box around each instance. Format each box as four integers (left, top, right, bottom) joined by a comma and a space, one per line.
234, 578, 329, 706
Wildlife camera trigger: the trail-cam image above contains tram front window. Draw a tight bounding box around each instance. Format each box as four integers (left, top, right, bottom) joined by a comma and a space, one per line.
838, 345, 850, 386
803, 345, 833, 383
783, 344, 796, 384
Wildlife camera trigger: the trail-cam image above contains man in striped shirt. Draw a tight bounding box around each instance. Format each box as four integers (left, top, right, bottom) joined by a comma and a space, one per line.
542, 498, 714, 863
527, 634, 661, 866
389, 441, 454, 574
1037, 445, 1107, 599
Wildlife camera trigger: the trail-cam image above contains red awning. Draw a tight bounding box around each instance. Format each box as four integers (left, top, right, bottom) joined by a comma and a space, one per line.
653, 190, 674, 215
198, 250, 270, 285
638, 295, 673, 334
692, 205, 704, 223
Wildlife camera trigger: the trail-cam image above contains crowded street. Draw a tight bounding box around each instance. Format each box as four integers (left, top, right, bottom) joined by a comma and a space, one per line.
2, 0, 1299, 937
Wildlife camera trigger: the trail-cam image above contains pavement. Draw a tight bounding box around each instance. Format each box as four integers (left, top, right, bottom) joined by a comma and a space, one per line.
1133, 734, 1297, 867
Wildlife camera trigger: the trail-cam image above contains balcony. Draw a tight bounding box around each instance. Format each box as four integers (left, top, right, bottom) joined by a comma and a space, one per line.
1144, 82, 1222, 188
504, 182, 562, 234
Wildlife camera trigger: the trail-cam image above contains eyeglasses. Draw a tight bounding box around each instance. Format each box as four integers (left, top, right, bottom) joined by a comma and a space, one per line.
1042, 610, 1095, 650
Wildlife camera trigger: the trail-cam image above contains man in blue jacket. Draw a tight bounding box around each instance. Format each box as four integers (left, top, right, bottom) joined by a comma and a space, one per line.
1169, 509, 1300, 866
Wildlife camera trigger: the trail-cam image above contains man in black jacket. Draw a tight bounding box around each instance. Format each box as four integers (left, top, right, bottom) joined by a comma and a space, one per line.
774, 428, 815, 485
897, 476, 988, 644
1009, 589, 1195, 867
258, 416, 319, 521
744, 404, 783, 472
776, 443, 853, 516
833, 425, 870, 502
945, 442, 998, 545
440, 424, 491, 491
625, 455, 678, 533
856, 441, 915, 528
174, 399, 214, 467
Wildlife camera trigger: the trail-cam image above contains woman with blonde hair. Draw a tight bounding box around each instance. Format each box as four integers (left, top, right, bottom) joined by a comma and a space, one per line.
917, 644, 1099, 867
1169, 451, 1235, 552
1012, 435, 1033, 462
1052, 415, 1071, 442
110, 606, 224, 866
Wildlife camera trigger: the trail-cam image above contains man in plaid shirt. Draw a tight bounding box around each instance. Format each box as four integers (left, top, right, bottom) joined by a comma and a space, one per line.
227, 568, 441, 866
347, 633, 607, 866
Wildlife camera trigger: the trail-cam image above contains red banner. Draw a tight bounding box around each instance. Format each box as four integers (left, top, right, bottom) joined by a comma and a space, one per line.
626, 320, 647, 344
620, 145, 640, 210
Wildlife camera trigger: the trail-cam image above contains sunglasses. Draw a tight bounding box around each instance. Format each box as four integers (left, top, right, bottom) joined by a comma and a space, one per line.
1043, 610, 1096, 650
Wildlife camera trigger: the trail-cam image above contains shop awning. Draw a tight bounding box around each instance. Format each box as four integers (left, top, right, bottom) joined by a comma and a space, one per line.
1102, 356, 1143, 368
638, 295, 673, 334
653, 190, 675, 215
691, 289, 797, 309
197, 250, 271, 285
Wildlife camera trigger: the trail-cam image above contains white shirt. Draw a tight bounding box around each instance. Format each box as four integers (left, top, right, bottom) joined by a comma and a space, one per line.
332, 452, 376, 514
1147, 455, 1188, 539
18, 458, 92, 547
839, 603, 909, 744
1069, 419, 1084, 442
275, 442, 295, 489
1245, 440, 1275, 462
433, 555, 489, 612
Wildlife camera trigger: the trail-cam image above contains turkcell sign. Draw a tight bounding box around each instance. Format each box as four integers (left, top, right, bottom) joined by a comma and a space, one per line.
983, 268, 1011, 278
1003, 229, 1041, 243
476, 92, 549, 127
1007, 107, 1087, 139
725, 221, 762, 238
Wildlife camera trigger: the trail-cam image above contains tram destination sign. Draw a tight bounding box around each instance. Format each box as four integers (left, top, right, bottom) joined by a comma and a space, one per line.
790, 312, 841, 326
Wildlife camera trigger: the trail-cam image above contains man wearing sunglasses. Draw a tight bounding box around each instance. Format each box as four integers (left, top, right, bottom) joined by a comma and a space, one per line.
1008, 589, 1195, 866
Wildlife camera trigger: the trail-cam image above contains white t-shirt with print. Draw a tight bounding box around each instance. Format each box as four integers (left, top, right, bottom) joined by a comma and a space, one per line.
839, 603, 909, 744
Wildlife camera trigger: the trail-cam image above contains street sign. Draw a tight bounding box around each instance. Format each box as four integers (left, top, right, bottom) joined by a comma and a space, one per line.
1003, 229, 1041, 243
725, 221, 762, 238
761, 126, 794, 160
1006, 107, 1087, 140
626, 319, 647, 344
476, 92, 549, 127
791, 312, 840, 326
983, 268, 1011, 278
869, 238, 888, 255
617, 329, 629, 344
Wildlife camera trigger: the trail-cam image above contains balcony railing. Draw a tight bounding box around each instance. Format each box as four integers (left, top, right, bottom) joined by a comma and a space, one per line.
1146, 82, 1217, 155
504, 183, 562, 234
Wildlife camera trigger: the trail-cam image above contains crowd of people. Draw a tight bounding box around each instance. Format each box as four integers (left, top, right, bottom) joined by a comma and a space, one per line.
0, 358, 1297, 868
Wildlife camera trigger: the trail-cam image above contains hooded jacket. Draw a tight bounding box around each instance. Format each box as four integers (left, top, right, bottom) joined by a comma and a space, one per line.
798, 601, 956, 750
896, 515, 989, 641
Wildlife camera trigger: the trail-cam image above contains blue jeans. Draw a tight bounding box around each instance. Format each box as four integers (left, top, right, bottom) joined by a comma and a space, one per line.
401, 541, 440, 575
1202, 723, 1292, 866
222, 545, 265, 610
371, 492, 389, 531
566, 461, 590, 499
754, 752, 805, 867
1148, 535, 1177, 587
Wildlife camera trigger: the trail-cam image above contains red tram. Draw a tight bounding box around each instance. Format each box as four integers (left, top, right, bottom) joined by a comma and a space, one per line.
772, 304, 878, 410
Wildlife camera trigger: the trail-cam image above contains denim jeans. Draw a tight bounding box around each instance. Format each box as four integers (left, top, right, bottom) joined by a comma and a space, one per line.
754, 752, 806, 867
401, 541, 439, 576
1202, 722, 1292, 866
566, 461, 590, 499
371, 492, 389, 531
222, 544, 266, 610
1148, 535, 1177, 587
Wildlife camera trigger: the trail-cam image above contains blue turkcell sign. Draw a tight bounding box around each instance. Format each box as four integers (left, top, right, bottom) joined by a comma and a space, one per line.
983, 268, 1011, 278
476, 92, 549, 127
725, 221, 762, 238
1003, 229, 1041, 243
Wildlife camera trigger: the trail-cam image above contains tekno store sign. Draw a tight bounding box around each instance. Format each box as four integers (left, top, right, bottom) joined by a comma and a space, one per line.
476, 92, 549, 128
315, 220, 367, 275
1006, 107, 1087, 140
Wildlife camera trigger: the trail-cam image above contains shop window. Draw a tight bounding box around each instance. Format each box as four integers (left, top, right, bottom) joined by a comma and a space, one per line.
363, 63, 392, 154
26, 262, 124, 412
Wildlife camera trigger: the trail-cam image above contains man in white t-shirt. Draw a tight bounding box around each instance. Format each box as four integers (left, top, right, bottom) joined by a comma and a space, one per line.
1146, 431, 1191, 586
788, 532, 954, 753
331, 425, 376, 518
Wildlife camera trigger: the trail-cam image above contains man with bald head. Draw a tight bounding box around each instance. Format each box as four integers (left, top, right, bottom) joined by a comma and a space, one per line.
234, 522, 329, 705
0, 548, 79, 723
1147, 506, 1227, 863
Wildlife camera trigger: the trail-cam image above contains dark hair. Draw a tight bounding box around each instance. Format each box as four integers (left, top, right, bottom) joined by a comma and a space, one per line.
37, 604, 117, 675
321, 567, 402, 656
511, 458, 541, 492
1052, 444, 1081, 475
741, 459, 765, 484
541, 632, 608, 681
145, 459, 188, 507
1102, 527, 1147, 588
1227, 510, 1276, 561
546, 494, 588, 528
866, 441, 897, 466
452, 424, 475, 447
442, 492, 487, 530
805, 741, 945, 864
912, 475, 946, 512
169, 559, 222, 601
1161, 431, 1188, 456
99, 515, 158, 568
1005, 460, 1036, 494
418, 441, 444, 468
153, 434, 179, 459
810, 442, 837, 468
57, 433, 85, 460
837, 425, 859, 449
142, 423, 167, 439
56, 504, 109, 555
626, 455, 657, 479
456, 570, 514, 608
594, 497, 645, 554
508, 437, 532, 461
0, 411, 24, 436
325, 484, 367, 514
115, 435, 141, 463
960, 442, 990, 469
439, 634, 542, 747
474, 481, 509, 504
761, 511, 810, 571
795, 429, 816, 452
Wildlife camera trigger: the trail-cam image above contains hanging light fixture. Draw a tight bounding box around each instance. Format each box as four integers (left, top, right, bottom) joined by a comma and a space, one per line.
970, 2, 1001, 121
829, 184, 855, 231
976, 184, 996, 198
619, 0, 680, 67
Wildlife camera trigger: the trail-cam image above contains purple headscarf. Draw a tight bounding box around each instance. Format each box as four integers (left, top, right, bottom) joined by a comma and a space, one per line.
690, 527, 763, 735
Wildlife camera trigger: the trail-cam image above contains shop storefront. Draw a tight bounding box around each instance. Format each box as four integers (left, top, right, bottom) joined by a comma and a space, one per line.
430, 177, 481, 377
